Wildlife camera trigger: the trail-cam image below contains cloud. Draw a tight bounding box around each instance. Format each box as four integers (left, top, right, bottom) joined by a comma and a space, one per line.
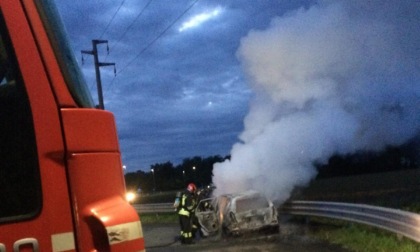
179, 7, 223, 32
212, 0, 420, 203
54, 0, 322, 172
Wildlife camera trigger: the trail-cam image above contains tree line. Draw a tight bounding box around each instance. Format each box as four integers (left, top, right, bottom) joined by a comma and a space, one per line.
124, 155, 229, 193
316, 138, 420, 178
124, 137, 419, 193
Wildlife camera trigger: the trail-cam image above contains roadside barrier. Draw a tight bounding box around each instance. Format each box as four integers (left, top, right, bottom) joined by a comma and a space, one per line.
133, 203, 174, 213
280, 200, 420, 243
135, 200, 420, 242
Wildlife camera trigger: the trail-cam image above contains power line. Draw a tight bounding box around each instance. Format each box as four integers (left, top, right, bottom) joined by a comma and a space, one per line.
116, 0, 199, 76
99, 0, 153, 87
105, 0, 200, 94
110, 0, 154, 52
99, 0, 127, 39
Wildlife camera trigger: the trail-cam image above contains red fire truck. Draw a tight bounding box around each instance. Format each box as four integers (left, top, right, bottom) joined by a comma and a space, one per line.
0, 0, 145, 251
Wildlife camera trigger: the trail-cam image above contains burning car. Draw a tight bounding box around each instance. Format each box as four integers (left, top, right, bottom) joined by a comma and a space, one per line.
195, 198, 220, 237
195, 190, 279, 237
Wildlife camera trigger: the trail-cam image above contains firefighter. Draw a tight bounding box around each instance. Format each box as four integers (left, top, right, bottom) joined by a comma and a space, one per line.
177, 183, 197, 244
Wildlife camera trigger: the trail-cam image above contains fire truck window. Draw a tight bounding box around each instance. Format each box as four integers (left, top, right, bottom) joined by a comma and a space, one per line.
0, 13, 42, 222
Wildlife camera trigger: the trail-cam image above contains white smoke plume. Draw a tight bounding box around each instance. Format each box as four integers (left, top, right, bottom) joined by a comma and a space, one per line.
212, 0, 420, 203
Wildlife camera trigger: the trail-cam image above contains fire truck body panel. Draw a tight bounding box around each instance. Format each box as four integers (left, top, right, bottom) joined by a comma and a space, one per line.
0, 1, 76, 250
0, 0, 144, 251
21, 0, 78, 108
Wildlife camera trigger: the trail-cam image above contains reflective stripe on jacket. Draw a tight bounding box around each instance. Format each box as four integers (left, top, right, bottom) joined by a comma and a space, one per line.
178, 191, 195, 216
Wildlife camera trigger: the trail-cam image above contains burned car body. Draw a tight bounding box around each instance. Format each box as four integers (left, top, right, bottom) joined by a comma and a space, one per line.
195, 190, 279, 237
195, 198, 220, 237
218, 190, 279, 235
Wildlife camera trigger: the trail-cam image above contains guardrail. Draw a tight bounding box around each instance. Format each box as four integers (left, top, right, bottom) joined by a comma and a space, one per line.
133, 203, 174, 213
134, 201, 420, 242
280, 201, 420, 243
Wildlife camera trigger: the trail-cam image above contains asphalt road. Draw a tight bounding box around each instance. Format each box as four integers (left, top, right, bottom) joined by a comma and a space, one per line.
142, 223, 351, 252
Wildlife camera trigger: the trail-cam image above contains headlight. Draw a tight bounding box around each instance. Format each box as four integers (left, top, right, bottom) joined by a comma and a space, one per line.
125, 192, 136, 203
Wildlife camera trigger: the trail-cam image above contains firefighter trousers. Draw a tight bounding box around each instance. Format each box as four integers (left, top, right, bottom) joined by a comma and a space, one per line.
179, 214, 193, 244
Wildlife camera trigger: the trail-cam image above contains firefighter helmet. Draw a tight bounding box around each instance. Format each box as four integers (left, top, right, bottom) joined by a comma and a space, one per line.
187, 183, 197, 193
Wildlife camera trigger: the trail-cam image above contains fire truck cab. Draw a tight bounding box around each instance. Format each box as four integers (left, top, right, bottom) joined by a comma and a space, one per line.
0, 0, 144, 251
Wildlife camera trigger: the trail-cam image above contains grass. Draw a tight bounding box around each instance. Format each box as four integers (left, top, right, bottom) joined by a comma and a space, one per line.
295, 169, 420, 211
308, 219, 420, 252
402, 203, 420, 213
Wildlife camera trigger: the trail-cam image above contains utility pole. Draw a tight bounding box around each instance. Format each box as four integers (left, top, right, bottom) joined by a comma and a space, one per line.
81, 39, 115, 110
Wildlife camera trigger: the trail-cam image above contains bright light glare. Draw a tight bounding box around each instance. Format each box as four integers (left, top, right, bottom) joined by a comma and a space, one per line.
179, 7, 222, 32
125, 192, 136, 203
